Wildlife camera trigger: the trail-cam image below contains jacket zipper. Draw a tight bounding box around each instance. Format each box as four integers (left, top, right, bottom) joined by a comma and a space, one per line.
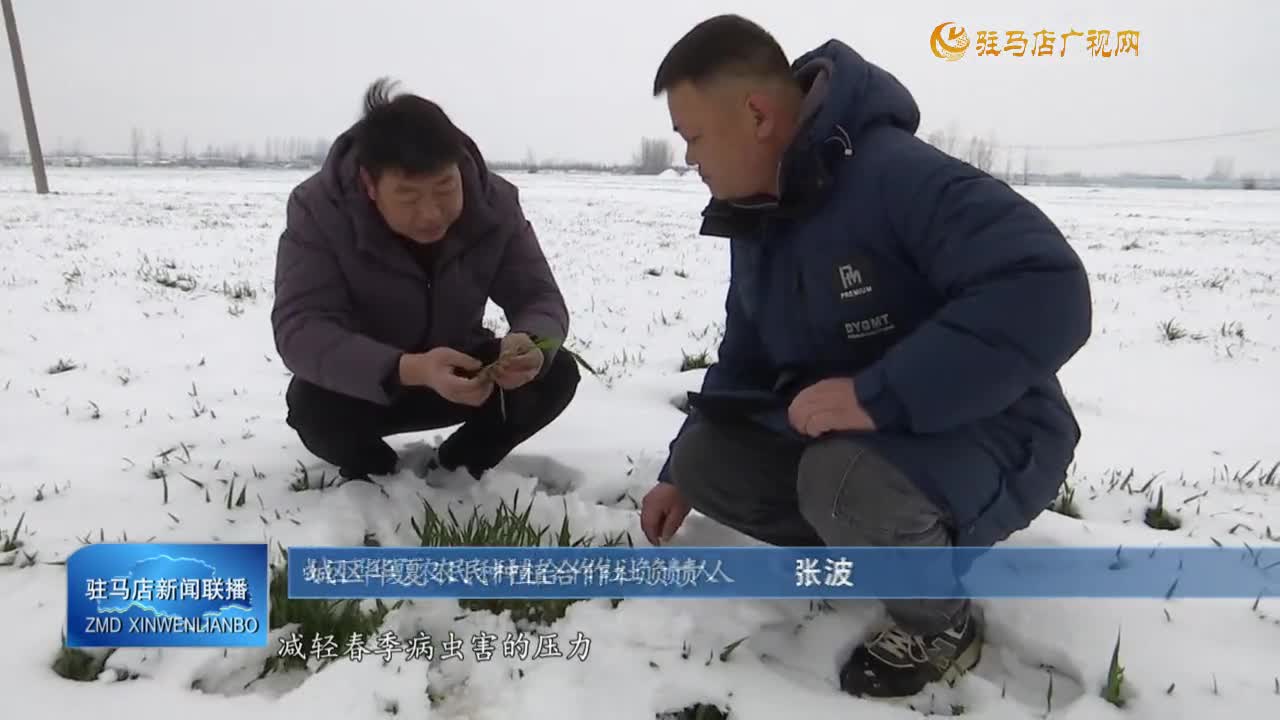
421, 265, 434, 352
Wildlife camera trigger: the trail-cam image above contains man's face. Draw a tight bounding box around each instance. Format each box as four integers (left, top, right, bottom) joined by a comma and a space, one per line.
666, 79, 781, 200
362, 164, 464, 244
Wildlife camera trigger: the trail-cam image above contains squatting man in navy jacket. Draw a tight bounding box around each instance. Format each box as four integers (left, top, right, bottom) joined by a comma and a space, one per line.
640, 16, 1092, 699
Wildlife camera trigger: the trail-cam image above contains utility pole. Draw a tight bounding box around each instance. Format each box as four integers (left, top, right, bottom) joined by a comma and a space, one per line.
3, 0, 48, 193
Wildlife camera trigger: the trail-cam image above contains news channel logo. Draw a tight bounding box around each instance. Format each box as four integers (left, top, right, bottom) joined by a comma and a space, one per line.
66, 543, 268, 648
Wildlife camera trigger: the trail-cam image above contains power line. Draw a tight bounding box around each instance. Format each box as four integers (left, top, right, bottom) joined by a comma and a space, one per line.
1001, 126, 1280, 151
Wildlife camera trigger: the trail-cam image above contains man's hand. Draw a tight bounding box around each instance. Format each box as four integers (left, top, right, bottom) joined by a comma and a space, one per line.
492, 333, 544, 390
787, 378, 876, 437
400, 348, 494, 407
640, 483, 692, 545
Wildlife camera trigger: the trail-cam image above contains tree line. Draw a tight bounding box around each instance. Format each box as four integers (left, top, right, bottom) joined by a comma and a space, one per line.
0, 126, 1270, 186
0, 128, 682, 174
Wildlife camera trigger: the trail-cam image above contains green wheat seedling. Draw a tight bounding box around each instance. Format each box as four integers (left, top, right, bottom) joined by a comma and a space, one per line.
412, 491, 630, 626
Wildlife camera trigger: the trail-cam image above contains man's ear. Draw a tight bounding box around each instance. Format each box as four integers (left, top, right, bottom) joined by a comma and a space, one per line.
358, 167, 376, 201
746, 93, 775, 139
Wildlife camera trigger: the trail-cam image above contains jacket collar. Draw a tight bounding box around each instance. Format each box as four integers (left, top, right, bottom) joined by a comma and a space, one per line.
697, 135, 850, 239
697, 57, 853, 239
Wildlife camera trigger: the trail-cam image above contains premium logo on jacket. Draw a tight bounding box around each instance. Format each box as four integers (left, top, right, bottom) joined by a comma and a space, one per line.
836, 263, 873, 300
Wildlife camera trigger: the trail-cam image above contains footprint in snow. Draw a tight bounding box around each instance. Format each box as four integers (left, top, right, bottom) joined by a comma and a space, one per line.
966, 607, 1087, 712
492, 454, 586, 496
395, 438, 441, 478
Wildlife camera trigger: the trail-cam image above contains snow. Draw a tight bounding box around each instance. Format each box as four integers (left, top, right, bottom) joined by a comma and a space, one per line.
2, 165, 1279, 719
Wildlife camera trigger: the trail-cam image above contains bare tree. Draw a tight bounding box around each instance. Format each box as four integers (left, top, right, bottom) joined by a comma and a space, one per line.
925, 122, 962, 156
634, 137, 673, 175
0, 129, 10, 158
1207, 156, 1234, 181
152, 131, 164, 162
181, 136, 191, 162
1018, 149, 1050, 184
522, 146, 540, 171
964, 134, 997, 173
130, 127, 145, 165
926, 129, 951, 153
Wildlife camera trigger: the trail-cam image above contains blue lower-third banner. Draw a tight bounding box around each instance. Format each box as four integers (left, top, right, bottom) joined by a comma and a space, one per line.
66, 543, 268, 648
286, 545, 1280, 600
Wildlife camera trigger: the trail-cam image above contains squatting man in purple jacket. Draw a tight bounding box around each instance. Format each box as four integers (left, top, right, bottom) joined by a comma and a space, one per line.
271, 79, 578, 482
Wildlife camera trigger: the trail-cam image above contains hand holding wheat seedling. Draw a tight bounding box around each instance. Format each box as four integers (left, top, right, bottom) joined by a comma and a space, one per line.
470, 335, 559, 385
400, 348, 493, 406
465, 335, 560, 421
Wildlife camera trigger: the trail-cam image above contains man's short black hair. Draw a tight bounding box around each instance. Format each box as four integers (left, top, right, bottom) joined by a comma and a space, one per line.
652, 14, 794, 96
353, 77, 467, 180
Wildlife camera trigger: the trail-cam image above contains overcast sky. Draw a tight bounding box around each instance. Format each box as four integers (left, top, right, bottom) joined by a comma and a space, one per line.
3, 0, 1278, 177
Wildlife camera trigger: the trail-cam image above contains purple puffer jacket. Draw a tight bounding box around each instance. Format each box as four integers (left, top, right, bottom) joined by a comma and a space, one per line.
271, 124, 568, 405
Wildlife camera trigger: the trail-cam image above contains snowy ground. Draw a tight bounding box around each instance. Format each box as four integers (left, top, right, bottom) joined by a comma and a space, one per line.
1, 166, 1278, 719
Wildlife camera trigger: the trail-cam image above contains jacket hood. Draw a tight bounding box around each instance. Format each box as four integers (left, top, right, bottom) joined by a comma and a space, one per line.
775, 40, 921, 206
790, 39, 920, 152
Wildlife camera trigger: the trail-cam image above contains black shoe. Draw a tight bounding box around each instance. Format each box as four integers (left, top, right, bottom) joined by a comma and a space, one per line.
839, 614, 982, 698
434, 439, 485, 480
335, 445, 398, 483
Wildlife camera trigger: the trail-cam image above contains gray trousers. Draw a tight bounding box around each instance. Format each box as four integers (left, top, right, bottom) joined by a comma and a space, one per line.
667, 418, 969, 636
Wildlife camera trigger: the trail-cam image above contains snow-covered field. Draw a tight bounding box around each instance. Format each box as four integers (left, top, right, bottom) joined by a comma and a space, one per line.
1, 166, 1278, 719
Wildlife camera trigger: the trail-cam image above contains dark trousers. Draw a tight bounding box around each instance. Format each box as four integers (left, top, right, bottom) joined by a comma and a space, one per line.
666, 417, 969, 636
286, 342, 580, 478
